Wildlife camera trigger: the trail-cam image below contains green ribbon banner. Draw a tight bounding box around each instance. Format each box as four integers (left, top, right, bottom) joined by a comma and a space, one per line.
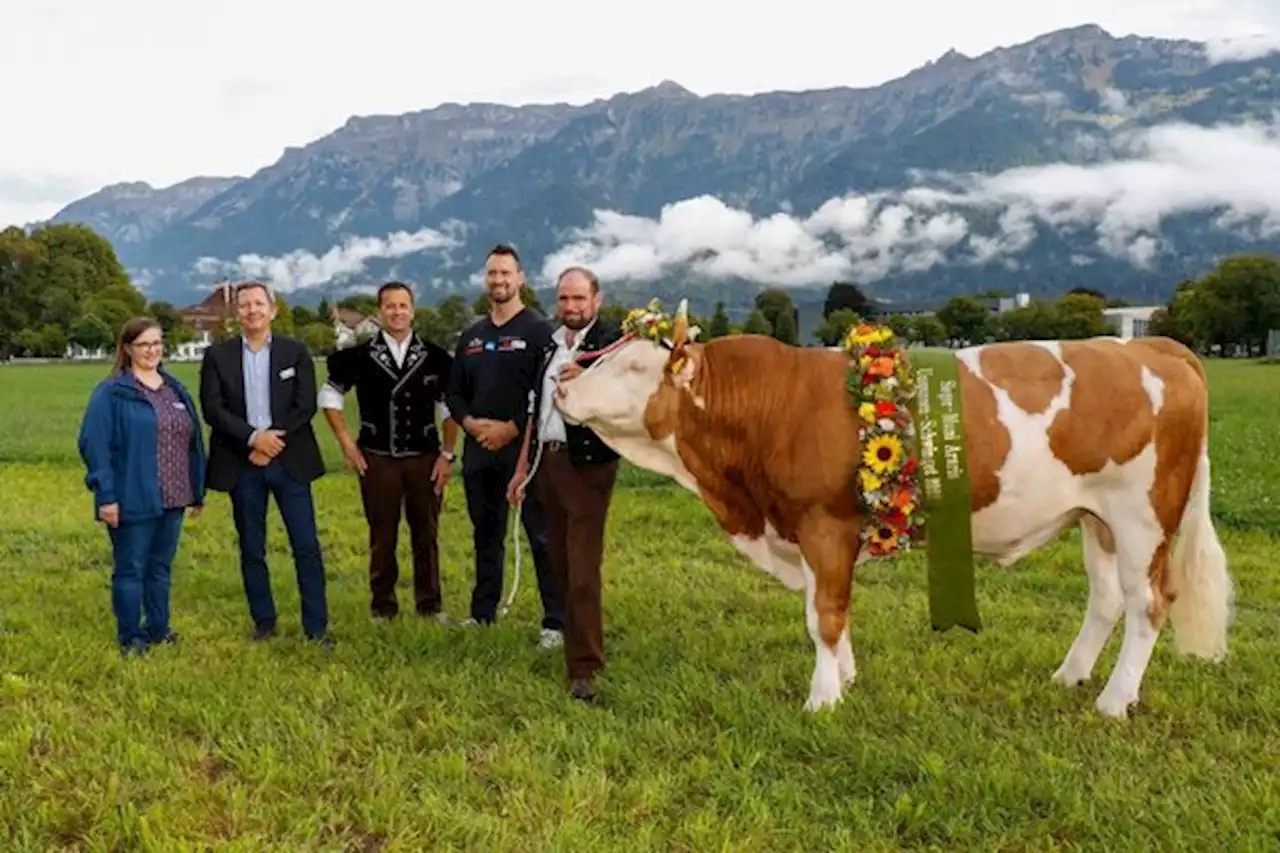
906, 348, 982, 633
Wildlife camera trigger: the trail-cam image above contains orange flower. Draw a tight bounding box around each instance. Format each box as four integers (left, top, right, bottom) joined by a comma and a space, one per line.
867, 356, 896, 378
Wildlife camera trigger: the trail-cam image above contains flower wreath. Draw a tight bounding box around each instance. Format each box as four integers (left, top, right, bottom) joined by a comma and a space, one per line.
621, 298, 676, 344
841, 322, 923, 557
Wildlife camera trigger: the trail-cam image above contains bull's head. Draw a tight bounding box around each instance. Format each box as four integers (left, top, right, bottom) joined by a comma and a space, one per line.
553, 298, 702, 483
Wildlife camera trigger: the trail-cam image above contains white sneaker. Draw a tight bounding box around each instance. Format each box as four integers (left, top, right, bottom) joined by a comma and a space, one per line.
538, 628, 564, 650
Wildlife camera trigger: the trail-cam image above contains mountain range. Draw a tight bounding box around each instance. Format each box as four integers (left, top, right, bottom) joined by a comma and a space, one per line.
45, 23, 1280, 322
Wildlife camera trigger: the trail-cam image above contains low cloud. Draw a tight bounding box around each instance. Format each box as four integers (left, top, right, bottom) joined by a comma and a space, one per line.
540, 119, 1280, 285
193, 224, 462, 292
1203, 32, 1280, 64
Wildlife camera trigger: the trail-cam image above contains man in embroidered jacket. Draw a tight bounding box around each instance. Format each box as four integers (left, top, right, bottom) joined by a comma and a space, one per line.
319, 281, 458, 622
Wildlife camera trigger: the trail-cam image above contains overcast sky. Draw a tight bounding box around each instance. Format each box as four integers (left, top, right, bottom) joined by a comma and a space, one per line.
2, 0, 1277, 228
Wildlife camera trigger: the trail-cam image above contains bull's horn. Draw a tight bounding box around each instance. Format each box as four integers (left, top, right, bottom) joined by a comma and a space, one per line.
672, 300, 689, 347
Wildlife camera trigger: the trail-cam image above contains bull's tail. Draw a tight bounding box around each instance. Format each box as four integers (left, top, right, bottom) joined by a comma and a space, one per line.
1166, 446, 1234, 661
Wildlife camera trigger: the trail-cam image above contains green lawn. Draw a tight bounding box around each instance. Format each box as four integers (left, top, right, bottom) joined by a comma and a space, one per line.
1, 358, 1277, 851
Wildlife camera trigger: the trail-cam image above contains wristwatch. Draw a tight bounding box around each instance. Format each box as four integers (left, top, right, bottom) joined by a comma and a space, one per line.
441, 450, 456, 462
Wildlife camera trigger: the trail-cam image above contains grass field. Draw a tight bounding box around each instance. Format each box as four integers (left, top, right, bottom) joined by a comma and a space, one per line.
1, 358, 1278, 851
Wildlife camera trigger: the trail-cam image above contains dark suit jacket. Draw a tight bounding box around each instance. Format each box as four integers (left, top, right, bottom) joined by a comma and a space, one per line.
527, 318, 622, 468
199, 334, 326, 492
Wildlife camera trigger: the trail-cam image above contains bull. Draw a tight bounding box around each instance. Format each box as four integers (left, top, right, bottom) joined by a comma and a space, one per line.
551, 299, 1234, 718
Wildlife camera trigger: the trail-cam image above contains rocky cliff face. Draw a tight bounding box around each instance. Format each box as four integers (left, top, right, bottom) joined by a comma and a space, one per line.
49, 24, 1280, 311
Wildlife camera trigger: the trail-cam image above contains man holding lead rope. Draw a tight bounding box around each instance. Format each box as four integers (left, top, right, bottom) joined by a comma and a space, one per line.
508, 266, 623, 702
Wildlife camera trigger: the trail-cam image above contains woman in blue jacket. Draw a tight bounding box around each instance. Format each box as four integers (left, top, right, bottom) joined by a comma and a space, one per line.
77, 316, 207, 655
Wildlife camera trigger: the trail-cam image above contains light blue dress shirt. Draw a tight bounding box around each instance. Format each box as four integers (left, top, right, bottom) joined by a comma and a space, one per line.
243, 335, 273, 440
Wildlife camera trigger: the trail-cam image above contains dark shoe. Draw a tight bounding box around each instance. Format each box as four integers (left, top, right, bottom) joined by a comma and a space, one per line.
307, 632, 336, 649
569, 678, 597, 702
152, 632, 178, 645
251, 624, 277, 642
119, 638, 148, 657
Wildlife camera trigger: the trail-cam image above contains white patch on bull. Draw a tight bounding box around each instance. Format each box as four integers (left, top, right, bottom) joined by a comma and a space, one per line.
729, 523, 806, 590
1140, 365, 1165, 414
801, 559, 845, 711
1052, 515, 1123, 687
959, 344, 1087, 566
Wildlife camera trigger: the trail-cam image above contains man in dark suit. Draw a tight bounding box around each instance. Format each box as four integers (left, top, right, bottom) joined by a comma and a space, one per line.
198, 281, 333, 647
508, 266, 623, 702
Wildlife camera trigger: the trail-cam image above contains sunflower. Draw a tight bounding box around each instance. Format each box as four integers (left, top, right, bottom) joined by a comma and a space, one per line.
863, 434, 904, 475
866, 526, 900, 555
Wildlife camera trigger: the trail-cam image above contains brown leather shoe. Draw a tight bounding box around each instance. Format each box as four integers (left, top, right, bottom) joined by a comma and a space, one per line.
569, 678, 597, 702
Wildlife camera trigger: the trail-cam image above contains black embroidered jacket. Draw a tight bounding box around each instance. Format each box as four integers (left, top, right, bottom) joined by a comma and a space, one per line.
324, 332, 454, 457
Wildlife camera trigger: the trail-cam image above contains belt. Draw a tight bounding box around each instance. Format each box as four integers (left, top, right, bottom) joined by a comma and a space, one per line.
543, 440, 567, 452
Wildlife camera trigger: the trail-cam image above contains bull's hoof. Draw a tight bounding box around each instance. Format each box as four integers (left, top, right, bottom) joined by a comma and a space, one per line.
1095, 691, 1138, 719
1050, 661, 1090, 688
803, 681, 844, 712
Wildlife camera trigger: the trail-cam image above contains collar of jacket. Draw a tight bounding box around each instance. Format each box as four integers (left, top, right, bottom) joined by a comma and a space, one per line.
107, 368, 183, 398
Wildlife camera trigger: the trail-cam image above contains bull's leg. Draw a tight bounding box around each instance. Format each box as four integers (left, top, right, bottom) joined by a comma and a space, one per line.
796, 513, 859, 712
836, 621, 856, 685
800, 560, 845, 711
1095, 521, 1170, 719
1052, 515, 1123, 687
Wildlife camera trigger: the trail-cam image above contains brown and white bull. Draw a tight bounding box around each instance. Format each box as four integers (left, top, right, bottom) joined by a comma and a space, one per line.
552, 301, 1234, 718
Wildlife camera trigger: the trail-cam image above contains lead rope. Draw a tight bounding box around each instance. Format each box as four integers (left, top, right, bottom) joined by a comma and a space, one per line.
497, 332, 635, 618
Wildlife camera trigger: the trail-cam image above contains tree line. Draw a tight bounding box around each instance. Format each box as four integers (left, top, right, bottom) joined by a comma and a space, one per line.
3, 222, 1275, 360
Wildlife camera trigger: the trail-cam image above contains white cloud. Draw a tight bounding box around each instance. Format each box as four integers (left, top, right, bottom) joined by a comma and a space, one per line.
193, 226, 460, 293
540, 119, 1280, 285
1204, 32, 1280, 64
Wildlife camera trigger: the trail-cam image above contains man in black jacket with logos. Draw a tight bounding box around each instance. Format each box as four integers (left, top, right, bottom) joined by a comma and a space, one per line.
198, 281, 333, 647
446, 244, 566, 648
508, 265, 623, 702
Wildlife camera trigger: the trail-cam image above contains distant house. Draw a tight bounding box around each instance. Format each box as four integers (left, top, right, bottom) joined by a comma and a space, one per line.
1102, 305, 1161, 340
332, 307, 380, 349
864, 299, 937, 320
65, 343, 110, 360
174, 281, 239, 361
864, 291, 1032, 320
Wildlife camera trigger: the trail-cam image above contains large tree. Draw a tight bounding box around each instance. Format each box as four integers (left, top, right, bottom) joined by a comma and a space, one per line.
0, 223, 144, 357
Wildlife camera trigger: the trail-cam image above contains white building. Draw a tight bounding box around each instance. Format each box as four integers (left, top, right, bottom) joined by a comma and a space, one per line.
332, 307, 380, 349
1102, 305, 1161, 340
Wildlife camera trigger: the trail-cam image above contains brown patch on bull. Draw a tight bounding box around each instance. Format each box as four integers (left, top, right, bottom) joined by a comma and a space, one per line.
957, 360, 1011, 513
978, 343, 1066, 415
1048, 340, 1156, 476
796, 508, 860, 649
1125, 338, 1209, 624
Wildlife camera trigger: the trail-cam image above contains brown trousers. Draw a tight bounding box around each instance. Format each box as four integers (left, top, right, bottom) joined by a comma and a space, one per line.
358, 451, 442, 618
536, 447, 619, 681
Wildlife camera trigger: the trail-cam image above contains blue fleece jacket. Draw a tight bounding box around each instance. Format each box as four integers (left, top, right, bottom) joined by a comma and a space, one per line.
77, 369, 207, 523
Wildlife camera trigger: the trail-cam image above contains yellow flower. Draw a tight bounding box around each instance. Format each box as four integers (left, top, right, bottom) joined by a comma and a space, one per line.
847, 324, 893, 346
858, 402, 876, 422
859, 468, 883, 492
863, 434, 904, 475
866, 526, 900, 555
